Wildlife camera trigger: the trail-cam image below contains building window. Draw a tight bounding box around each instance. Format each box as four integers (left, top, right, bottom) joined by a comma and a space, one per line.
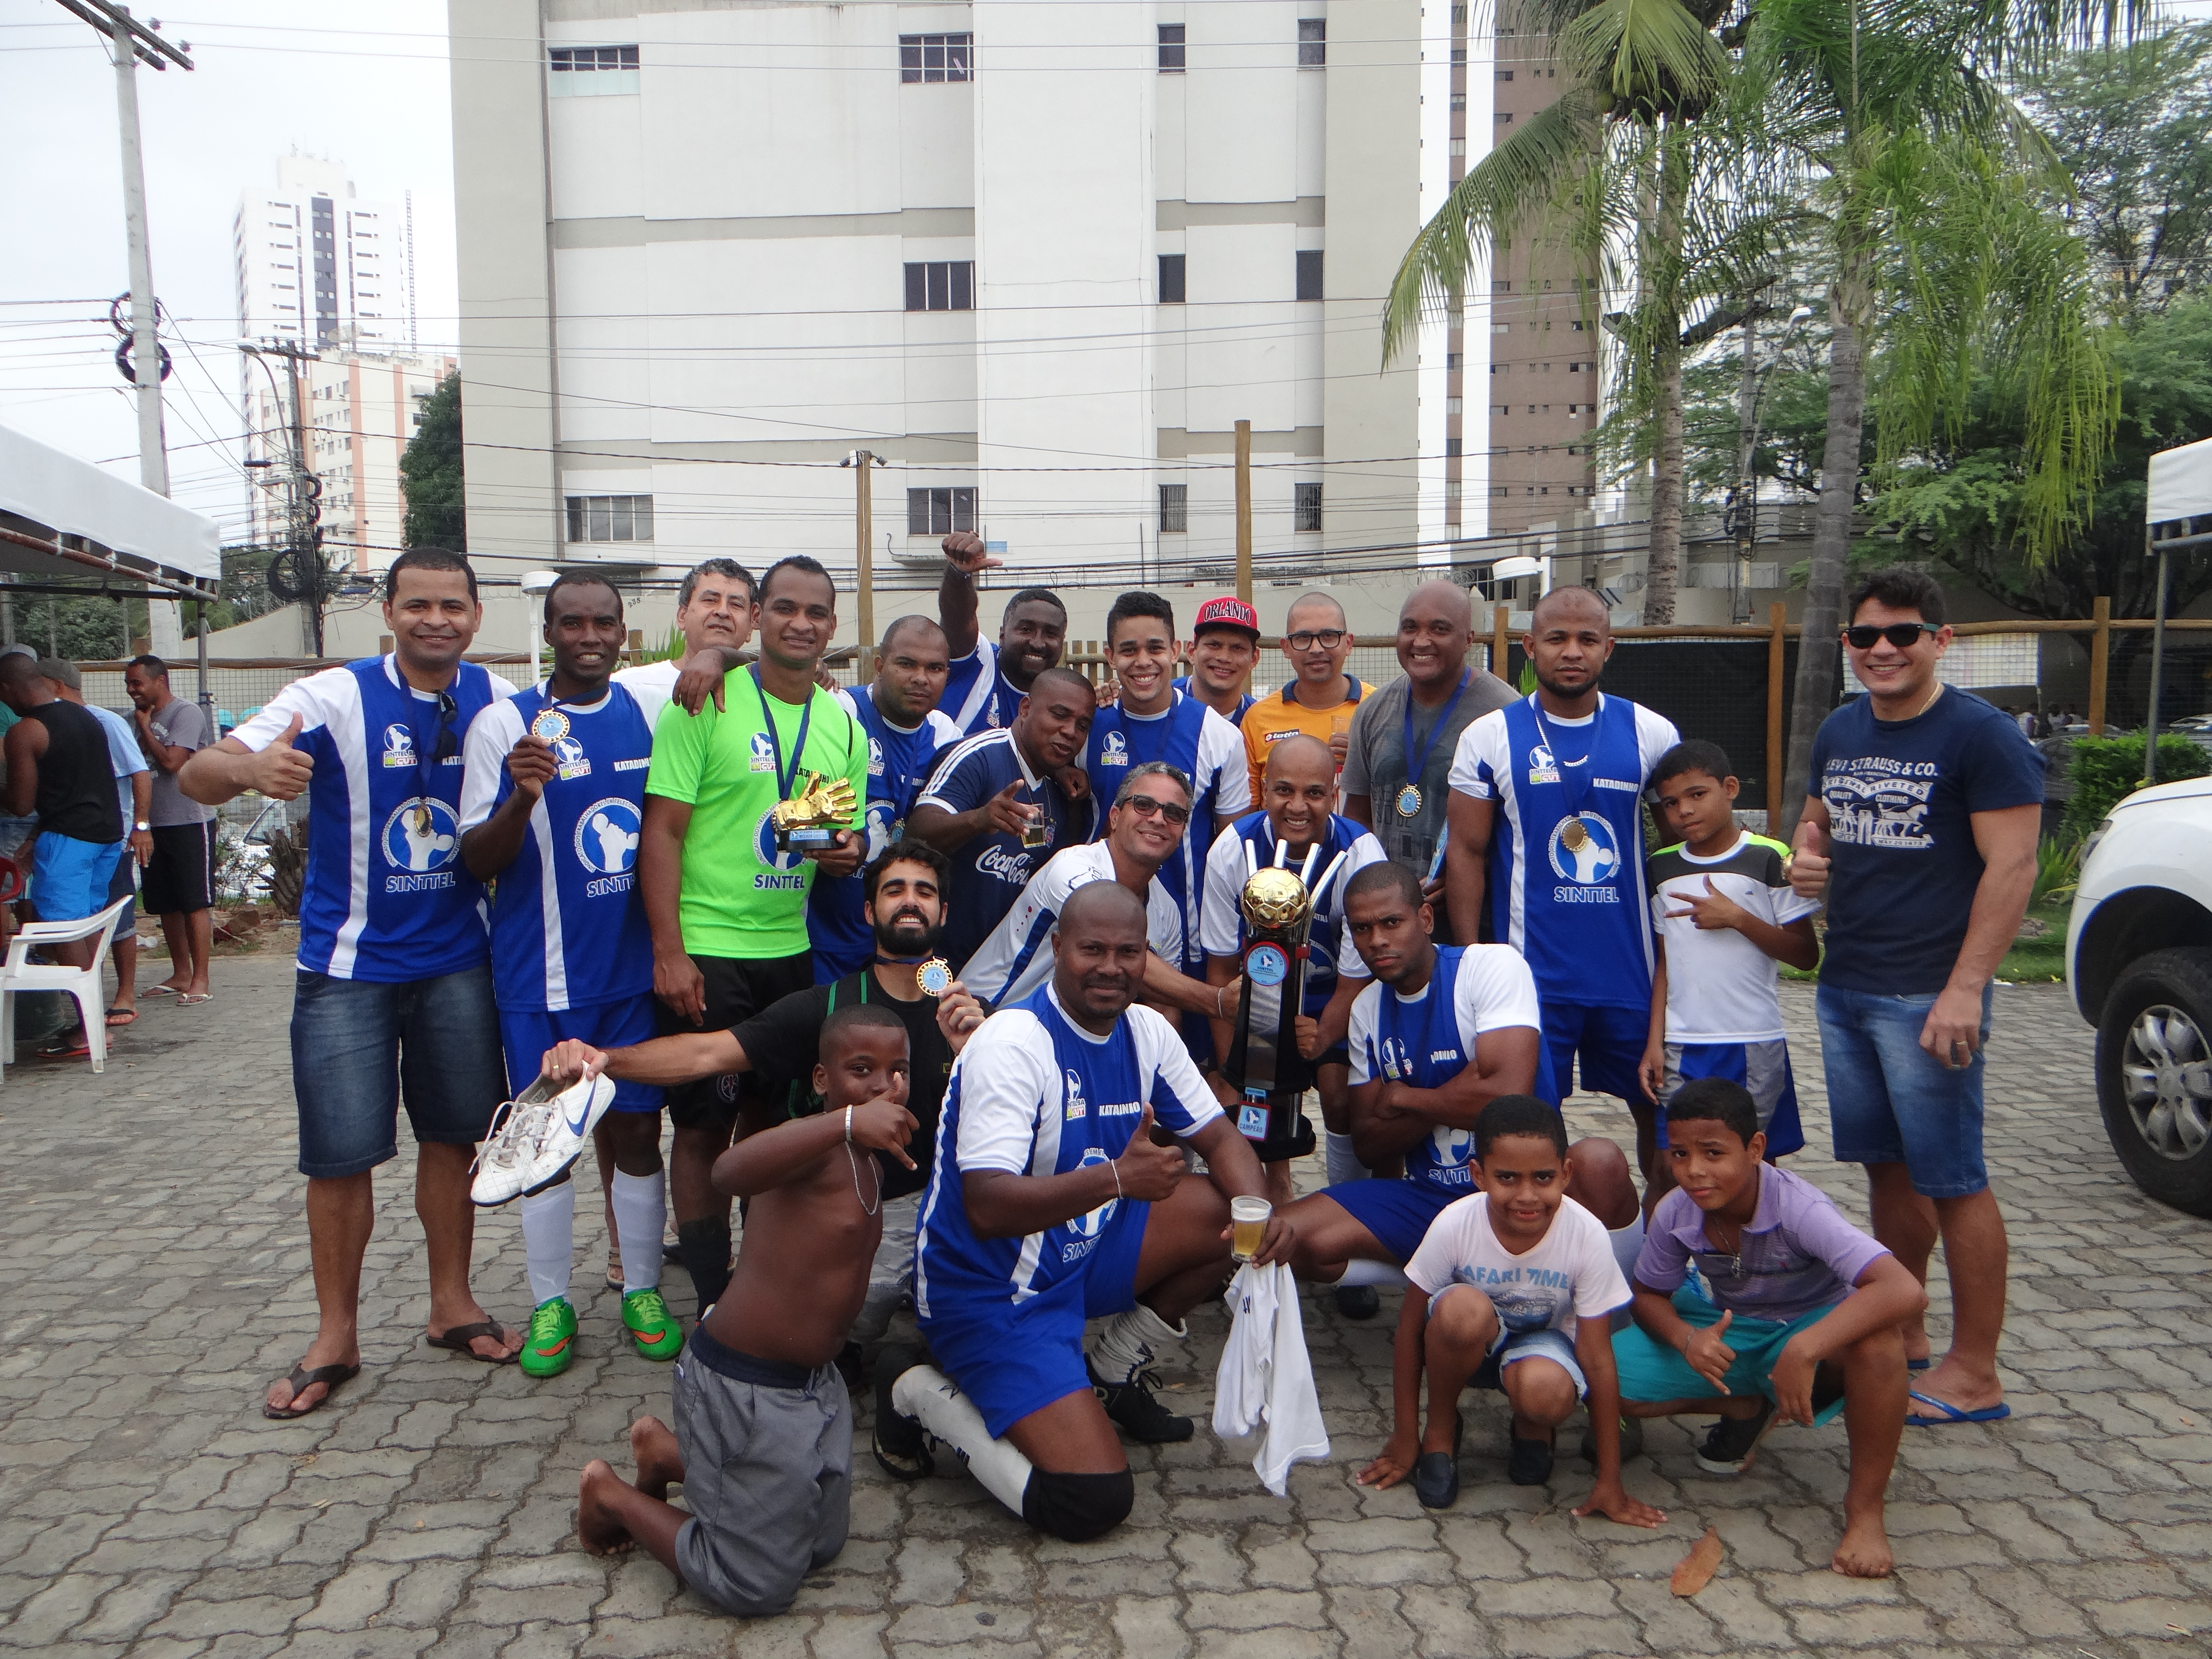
1158, 253, 1186, 305
1493, 404, 1509, 416
1159, 483, 1188, 533
1497, 68, 1514, 81
907, 487, 977, 536
900, 33, 973, 83
1295, 250, 1324, 302
1446, 397, 1464, 415
1444, 438, 1462, 457
1450, 138, 1467, 157
904, 261, 975, 311
1451, 92, 1466, 111
565, 494, 654, 543
1451, 47, 1467, 66
1446, 352, 1462, 370
1497, 111, 1514, 124
1158, 24, 1185, 71
1493, 280, 1510, 293
1298, 19, 1325, 66
1294, 483, 1322, 532
549, 45, 637, 71
1570, 360, 1592, 371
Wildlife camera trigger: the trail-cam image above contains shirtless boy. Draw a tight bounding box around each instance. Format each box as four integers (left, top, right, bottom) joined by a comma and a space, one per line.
570, 1006, 917, 1617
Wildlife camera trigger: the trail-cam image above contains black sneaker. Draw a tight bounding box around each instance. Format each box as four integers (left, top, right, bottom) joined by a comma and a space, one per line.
1333, 1283, 1381, 1321
1412, 1450, 1460, 1509
871, 1346, 934, 1481
1694, 1398, 1776, 1475
1579, 1413, 1646, 1463
1089, 1359, 1194, 1444
1508, 1434, 1555, 1486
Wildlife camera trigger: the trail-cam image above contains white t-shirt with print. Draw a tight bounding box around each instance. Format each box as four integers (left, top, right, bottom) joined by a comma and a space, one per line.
1403, 1194, 1630, 1337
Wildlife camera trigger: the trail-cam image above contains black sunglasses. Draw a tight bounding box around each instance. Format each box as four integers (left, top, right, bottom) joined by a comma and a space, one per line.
1843, 622, 1940, 651
1122, 794, 1192, 826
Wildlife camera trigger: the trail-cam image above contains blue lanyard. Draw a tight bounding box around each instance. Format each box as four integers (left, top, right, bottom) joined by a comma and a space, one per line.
750, 665, 815, 801
1401, 671, 1470, 790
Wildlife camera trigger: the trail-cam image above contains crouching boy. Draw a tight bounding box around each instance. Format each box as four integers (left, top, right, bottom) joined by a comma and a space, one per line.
1358, 1096, 1666, 1527
1613, 1077, 1926, 1578
572, 1006, 918, 1615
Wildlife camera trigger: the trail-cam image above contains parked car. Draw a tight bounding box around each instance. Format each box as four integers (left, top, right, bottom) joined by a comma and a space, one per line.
2067, 775, 2212, 1214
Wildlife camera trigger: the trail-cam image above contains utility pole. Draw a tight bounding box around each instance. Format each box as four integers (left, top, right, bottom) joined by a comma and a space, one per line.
55, 2, 194, 652
244, 341, 324, 655
843, 450, 886, 684
1234, 419, 1252, 603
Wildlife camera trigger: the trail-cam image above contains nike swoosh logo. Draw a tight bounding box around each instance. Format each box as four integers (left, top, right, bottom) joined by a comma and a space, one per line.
532, 1335, 573, 1357
564, 1089, 594, 1137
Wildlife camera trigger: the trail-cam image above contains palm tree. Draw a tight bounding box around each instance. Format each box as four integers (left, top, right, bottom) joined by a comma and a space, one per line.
1383, 0, 1739, 623
1755, 0, 2136, 832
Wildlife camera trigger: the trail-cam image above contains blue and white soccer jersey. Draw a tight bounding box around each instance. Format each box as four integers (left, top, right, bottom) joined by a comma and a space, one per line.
806, 688, 961, 981
918, 728, 1093, 968
459, 683, 663, 1114
1326, 944, 1547, 1261
941, 637, 1031, 735
1083, 691, 1251, 970
1198, 812, 1382, 1031
1446, 694, 1678, 1101
913, 985, 1223, 1435
232, 656, 515, 981
958, 842, 1187, 1010
1172, 676, 1256, 726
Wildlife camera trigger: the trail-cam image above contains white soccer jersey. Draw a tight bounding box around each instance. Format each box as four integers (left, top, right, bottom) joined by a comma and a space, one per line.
957, 841, 1186, 1008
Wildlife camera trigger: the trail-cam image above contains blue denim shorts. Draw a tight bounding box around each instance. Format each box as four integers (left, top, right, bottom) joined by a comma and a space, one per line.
291, 963, 507, 1178
1425, 1288, 1591, 1396
1816, 981, 1992, 1200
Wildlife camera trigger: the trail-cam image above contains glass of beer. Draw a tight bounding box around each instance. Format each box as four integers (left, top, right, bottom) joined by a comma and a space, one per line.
1230, 1196, 1272, 1262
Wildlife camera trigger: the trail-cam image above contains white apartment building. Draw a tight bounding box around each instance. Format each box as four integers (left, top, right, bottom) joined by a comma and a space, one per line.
448, 0, 1542, 609
234, 155, 416, 352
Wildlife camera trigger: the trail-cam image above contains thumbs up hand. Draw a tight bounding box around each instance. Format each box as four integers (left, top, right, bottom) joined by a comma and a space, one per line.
1111, 1104, 1186, 1201
1684, 1308, 1739, 1394
1789, 815, 1830, 900
249, 711, 314, 801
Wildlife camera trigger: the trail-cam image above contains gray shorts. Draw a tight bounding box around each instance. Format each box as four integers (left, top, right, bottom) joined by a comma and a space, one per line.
672, 1325, 852, 1617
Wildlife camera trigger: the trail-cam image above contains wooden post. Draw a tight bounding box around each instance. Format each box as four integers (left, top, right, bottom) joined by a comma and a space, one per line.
1766, 601, 1787, 830
2088, 595, 2110, 736
1492, 604, 1510, 682
854, 451, 875, 686
1234, 420, 1253, 604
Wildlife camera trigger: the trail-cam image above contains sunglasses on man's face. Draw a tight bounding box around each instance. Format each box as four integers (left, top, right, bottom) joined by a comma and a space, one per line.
1122, 794, 1191, 826
1842, 622, 1941, 651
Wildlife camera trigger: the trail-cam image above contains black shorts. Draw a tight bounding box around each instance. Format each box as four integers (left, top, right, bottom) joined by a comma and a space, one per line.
660, 951, 813, 1131
144, 822, 215, 915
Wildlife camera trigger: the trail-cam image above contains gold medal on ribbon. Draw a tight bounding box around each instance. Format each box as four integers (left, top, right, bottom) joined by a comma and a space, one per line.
1395, 783, 1423, 818
917, 957, 953, 998
413, 799, 433, 835
530, 707, 570, 743
1560, 815, 1590, 852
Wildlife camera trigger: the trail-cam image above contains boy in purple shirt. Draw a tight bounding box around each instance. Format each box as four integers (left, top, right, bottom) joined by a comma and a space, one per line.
1613, 1078, 1924, 1579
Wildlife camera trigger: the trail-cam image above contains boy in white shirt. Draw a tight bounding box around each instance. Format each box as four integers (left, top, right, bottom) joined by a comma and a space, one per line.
1638, 740, 1820, 1204
1357, 1096, 1667, 1524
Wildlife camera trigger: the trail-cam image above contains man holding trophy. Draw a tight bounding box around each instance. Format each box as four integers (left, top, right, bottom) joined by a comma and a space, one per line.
640, 554, 868, 1313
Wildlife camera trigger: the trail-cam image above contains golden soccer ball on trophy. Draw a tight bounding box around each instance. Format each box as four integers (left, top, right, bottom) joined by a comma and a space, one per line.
1239, 866, 1314, 935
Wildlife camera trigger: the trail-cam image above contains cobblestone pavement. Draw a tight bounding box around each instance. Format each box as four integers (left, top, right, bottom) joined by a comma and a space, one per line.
3, 950, 2211, 1659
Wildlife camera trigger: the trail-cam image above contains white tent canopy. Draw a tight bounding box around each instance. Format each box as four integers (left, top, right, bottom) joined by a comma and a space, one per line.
0, 417, 220, 596
2147, 433, 2212, 535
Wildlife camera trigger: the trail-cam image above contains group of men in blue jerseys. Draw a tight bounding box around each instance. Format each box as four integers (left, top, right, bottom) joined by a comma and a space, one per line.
180, 534, 2040, 1603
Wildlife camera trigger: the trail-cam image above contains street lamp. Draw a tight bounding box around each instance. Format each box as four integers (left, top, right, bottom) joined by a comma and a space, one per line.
1730, 304, 1814, 623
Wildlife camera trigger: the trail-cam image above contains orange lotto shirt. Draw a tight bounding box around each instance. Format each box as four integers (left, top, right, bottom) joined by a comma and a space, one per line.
1242, 676, 1373, 803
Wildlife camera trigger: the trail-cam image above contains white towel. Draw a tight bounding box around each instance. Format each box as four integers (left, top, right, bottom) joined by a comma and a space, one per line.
1212, 1261, 1331, 1496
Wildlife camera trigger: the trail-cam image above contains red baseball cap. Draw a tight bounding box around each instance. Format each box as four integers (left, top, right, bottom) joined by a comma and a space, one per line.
1191, 595, 1261, 639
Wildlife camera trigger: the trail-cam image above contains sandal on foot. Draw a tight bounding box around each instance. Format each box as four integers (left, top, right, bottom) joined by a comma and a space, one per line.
424, 1321, 519, 1364
105, 1006, 137, 1028
1907, 1390, 2009, 1426
143, 984, 183, 998
262, 1361, 360, 1420
179, 992, 214, 1005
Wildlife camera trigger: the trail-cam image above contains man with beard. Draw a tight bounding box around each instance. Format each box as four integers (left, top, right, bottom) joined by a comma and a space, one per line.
936, 532, 1069, 736
1444, 586, 1679, 1173
544, 842, 982, 1364
811, 616, 962, 981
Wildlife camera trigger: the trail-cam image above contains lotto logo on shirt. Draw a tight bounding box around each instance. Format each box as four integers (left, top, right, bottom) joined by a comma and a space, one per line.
748, 732, 776, 773
380, 800, 459, 891
1547, 814, 1622, 900
575, 798, 642, 895
751, 810, 809, 888
381, 723, 418, 768
1098, 731, 1130, 768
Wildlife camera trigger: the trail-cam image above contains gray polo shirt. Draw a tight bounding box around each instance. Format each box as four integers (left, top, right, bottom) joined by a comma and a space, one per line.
1342, 667, 1517, 874
145, 697, 214, 826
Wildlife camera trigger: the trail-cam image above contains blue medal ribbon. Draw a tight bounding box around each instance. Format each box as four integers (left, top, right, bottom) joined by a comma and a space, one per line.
1397, 670, 1470, 815
750, 665, 815, 802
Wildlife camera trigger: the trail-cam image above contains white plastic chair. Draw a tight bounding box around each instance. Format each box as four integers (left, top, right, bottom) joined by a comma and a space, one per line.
0, 895, 135, 1082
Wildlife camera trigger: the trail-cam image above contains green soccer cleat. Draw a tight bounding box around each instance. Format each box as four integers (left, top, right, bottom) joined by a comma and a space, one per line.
519, 1297, 578, 1379
623, 1288, 684, 1361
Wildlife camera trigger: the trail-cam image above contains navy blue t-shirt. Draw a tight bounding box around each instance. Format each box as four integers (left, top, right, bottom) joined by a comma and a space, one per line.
1811, 688, 2043, 995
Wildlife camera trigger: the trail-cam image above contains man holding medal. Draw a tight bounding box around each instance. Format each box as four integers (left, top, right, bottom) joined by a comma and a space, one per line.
1443, 586, 1680, 1162
641, 554, 868, 1315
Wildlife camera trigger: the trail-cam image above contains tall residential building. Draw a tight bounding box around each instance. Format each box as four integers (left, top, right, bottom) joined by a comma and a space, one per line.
234, 155, 416, 351
449, 0, 1488, 597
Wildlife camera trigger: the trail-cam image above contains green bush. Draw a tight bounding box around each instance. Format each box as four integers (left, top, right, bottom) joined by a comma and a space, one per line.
2062, 734, 2212, 840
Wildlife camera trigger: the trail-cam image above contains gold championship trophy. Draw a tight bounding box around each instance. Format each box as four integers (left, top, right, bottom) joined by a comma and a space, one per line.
772, 770, 859, 855
1224, 839, 1349, 1147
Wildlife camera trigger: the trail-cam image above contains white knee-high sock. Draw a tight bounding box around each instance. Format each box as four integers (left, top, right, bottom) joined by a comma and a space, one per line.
893, 1365, 1034, 1515
1324, 1130, 1368, 1187
519, 1182, 576, 1308
609, 1168, 666, 1294
1087, 1301, 1187, 1386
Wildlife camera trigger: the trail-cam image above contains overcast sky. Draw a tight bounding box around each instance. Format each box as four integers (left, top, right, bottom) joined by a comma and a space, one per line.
3, 0, 2210, 546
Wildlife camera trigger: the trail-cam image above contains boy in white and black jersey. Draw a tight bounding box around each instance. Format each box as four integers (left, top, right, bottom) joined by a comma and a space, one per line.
1637, 741, 1820, 1206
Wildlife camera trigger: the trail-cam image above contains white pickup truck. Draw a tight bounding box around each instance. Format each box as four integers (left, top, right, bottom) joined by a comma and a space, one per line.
2067, 775, 2212, 1214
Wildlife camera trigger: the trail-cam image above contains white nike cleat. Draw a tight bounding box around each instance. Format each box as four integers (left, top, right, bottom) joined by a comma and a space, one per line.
469, 1073, 616, 1206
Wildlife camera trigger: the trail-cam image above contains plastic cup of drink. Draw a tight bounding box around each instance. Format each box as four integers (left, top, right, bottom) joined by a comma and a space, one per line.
1230, 1196, 1272, 1261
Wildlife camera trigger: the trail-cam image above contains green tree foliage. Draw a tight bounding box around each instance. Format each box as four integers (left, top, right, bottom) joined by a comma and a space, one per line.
2063, 733, 2212, 839
400, 371, 465, 553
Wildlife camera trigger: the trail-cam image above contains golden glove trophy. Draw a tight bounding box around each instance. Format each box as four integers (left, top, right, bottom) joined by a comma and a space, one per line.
1224, 839, 1349, 1148
772, 771, 858, 855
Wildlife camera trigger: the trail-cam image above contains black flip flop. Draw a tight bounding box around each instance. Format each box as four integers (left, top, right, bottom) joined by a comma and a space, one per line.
424, 1321, 519, 1364
262, 1361, 360, 1420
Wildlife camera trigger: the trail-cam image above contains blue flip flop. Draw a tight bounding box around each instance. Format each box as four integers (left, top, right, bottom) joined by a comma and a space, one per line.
1907, 1390, 2010, 1426
1907, 1356, 1931, 1373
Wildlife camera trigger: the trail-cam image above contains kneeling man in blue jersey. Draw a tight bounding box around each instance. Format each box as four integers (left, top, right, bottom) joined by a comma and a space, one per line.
459, 573, 681, 1378
1279, 863, 1642, 1288
878, 882, 1293, 1541
1444, 586, 1679, 1172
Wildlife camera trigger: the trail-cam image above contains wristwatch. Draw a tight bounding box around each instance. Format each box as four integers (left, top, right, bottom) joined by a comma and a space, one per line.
134, 820, 150, 831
